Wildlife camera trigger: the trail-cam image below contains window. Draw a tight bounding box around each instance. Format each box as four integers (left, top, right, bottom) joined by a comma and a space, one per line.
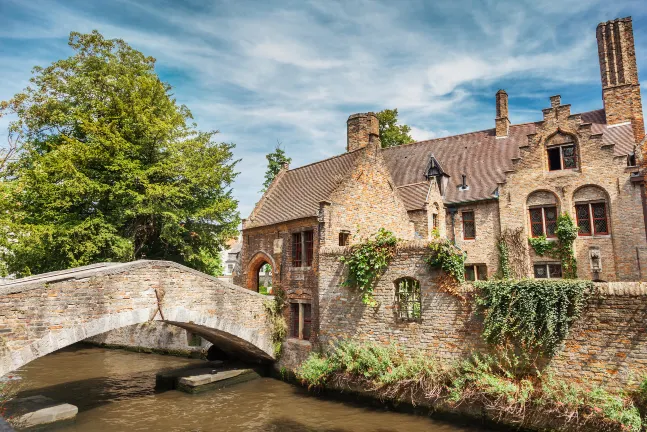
529, 206, 557, 238
227, 264, 234, 273
547, 144, 577, 170
339, 231, 350, 246
465, 264, 487, 281
290, 302, 312, 340
395, 278, 421, 321
292, 230, 314, 267
628, 152, 637, 167
533, 263, 562, 279
432, 214, 438, 231
462, 211, 475, 240
292, 233, 302, 267
575, 202, 609, 236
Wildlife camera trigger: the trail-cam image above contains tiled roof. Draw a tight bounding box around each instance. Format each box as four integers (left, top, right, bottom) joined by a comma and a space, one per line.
248, 151, 360, 227
247, 109, 636, 227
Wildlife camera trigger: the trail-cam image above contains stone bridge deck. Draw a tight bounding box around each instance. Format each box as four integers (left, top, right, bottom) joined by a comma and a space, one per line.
0, 260, 274, 377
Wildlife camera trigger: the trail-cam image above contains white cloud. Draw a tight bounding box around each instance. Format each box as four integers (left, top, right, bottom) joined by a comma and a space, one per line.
1, 0, 646, 217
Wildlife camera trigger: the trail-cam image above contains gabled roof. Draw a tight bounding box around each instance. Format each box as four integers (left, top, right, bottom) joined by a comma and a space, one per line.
245, 109, 635, 228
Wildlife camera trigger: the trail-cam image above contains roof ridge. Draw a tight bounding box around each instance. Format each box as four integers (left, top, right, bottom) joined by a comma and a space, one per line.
286, 147, 362, 173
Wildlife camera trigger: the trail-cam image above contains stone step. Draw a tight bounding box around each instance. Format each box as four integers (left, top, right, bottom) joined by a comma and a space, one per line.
177, 368, 260, 394
4, 395, 77, 429
155, 360, 224, 391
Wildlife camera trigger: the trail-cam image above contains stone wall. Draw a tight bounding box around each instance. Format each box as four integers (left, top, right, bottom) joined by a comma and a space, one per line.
0, 260, 273, 376
310, 243, 647, 390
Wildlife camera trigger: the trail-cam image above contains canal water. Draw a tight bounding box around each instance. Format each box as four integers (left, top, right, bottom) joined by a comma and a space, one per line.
12, 344, 492, 432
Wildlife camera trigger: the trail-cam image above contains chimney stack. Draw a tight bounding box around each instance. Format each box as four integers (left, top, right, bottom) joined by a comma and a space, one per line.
347, 112, 379, 152
495, 90, 510, 138
596, 17, 644, 143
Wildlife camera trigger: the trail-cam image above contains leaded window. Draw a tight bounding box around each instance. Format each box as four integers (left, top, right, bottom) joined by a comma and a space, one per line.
529, 206, 557, 238
534, 263, 562, 279
395, 278, 421, 321
462, 211, 475, 240
547, 144, 577, 170
575, 202, 609, 236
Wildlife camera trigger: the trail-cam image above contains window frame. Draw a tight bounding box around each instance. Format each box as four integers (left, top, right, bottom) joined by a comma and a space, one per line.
339, 231, 350, 246
575, 201, 609, 237
533, 263, 563, 279
462, 211, 476, 240
290, 301, 312, 340
547, 143, 577, 171
529, 206, 558, 238
395, 278, 422, 321
291, 229, 315, 268
464, 264, 487, 281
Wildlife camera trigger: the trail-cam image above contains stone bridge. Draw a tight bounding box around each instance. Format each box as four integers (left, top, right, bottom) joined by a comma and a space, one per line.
0, 261, 274, 377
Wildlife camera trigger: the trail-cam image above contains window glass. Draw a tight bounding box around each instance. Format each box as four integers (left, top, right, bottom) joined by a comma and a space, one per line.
339, 232, 350, 246
534, 263, 562, 279
304, 230, 314, 266
529, 206, 557, 238
544, 207, 557, 237
592, 203, 608, 235
562, 145, 576, 168
465, 266, 476, 281
576, 204, 591, 235
462, 211, 475, 240
477, 265, 488, 281
534, 264, 548, 278
303, 304, 312, 340
292, 233, 302, 267
530, 208, 544, 237
548, 264, 563, 278
290, 303, 300, 338
396, 278, 421, 320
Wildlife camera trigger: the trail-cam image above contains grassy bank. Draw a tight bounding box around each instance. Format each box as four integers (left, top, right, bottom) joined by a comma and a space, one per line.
296, 342, 645, 432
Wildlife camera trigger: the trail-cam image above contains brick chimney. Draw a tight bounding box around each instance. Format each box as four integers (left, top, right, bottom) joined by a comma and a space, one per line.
495, 90, 510, 138
596, 17, 645, 143
347, 112, 379, 152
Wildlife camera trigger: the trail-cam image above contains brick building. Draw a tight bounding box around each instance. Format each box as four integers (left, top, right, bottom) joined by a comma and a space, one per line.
234, 17, 647, 345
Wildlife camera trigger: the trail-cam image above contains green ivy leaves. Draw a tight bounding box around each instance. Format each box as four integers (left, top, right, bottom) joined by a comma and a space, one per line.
339, 228, 397, 306
426, 239, 466, 282
474, 279, 592, 356
528, 213, 579, 279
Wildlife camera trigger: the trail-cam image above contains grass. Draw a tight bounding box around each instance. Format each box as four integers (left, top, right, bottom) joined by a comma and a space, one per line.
296, 342, 643, 432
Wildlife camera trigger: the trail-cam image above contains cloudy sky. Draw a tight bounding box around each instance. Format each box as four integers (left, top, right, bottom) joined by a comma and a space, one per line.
1, 0, 646, 218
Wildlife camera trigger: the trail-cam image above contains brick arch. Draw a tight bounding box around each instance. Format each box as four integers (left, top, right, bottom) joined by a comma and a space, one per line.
542, 128, 581, 171
245, 250, 276, 292
526, 189, 561, 208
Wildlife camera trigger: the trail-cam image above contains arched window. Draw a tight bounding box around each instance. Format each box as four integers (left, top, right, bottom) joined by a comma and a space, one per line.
573, 186, 610, 236
526, 191, 559, 238
546, 132, 577, 171
395, 278, 421, 321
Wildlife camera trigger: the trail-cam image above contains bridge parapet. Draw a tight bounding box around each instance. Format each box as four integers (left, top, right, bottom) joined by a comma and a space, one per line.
0, 260, 274, 377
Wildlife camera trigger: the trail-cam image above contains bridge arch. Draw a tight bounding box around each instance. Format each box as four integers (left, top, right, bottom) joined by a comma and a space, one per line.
0, 261, 274, 377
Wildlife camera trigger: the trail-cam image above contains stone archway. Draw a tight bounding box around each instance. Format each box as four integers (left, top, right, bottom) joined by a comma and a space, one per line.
245, 251, 276, 293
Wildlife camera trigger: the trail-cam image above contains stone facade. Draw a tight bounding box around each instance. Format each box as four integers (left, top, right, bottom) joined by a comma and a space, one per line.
315, 244, 647, 390
0, 260, 273, 376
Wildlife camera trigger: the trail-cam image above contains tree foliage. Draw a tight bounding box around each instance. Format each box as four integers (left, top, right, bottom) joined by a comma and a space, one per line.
376, 109, 415, 148
262, 143, 291, 192
0, 31, 239, 276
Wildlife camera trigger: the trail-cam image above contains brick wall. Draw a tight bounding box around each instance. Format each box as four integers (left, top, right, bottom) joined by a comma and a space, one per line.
311, 243, 647, 390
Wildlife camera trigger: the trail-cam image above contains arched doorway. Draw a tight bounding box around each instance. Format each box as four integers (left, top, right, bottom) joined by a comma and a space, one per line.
245, 252, 275, 295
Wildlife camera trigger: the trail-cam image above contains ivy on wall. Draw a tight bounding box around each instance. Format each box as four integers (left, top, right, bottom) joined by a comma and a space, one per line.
339, 228, 397, 306
528, 213, 579, 279
263, 287, 288, 358
426, 239, 466, 301
498, 228, 529, 280
474, 279, 592, 356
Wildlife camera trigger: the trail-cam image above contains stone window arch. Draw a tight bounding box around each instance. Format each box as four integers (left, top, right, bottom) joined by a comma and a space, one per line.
545, 132, 578, 171
573, 185, 611, 236
526, 190, 560, 238
394, 277, 421, 321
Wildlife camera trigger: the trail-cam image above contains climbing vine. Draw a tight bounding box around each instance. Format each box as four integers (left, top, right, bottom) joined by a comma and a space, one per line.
497, 239, 511, 280
528, 213, 579, 279
263, 287, 288, 358
474, 279, 592, 356
426, 239, 466, 301
339, 228, 398, 306
498, 228, 529, 279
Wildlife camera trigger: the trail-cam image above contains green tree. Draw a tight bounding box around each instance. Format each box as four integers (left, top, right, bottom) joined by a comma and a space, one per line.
0, 30, 239, 277
376, 109, 415, 148
262, 143, 291, 192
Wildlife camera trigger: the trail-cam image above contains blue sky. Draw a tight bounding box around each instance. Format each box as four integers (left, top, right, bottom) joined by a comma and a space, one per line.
1, 0, 646, 218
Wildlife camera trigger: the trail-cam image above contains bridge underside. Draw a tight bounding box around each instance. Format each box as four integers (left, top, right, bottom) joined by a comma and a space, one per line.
165, 321, 273, 363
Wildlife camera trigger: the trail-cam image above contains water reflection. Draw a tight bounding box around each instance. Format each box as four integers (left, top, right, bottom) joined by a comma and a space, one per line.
13, 344, 491, 432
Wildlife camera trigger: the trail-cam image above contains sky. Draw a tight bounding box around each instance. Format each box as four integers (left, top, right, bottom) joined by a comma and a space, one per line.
1, 0, 647, 219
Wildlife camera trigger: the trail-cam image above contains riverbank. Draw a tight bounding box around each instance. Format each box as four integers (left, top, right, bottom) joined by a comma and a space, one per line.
292, 342, 646, 432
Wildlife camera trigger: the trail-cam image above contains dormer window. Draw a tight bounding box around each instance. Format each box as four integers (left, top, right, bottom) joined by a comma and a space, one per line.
547, 144, 576, 171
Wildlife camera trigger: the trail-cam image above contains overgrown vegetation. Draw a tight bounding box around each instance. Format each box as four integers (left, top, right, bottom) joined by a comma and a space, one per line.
497, 228, 529, 280
339, 229, 397, 306
263, 287, 287, 358
425, 238, 466, 300
474, 279, 592, 356
297, 342, 642, 432
497, 239, 512, 280
528, 213, 579, 279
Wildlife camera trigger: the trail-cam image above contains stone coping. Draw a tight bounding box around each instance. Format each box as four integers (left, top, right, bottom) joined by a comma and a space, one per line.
0, 260, 273, 300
